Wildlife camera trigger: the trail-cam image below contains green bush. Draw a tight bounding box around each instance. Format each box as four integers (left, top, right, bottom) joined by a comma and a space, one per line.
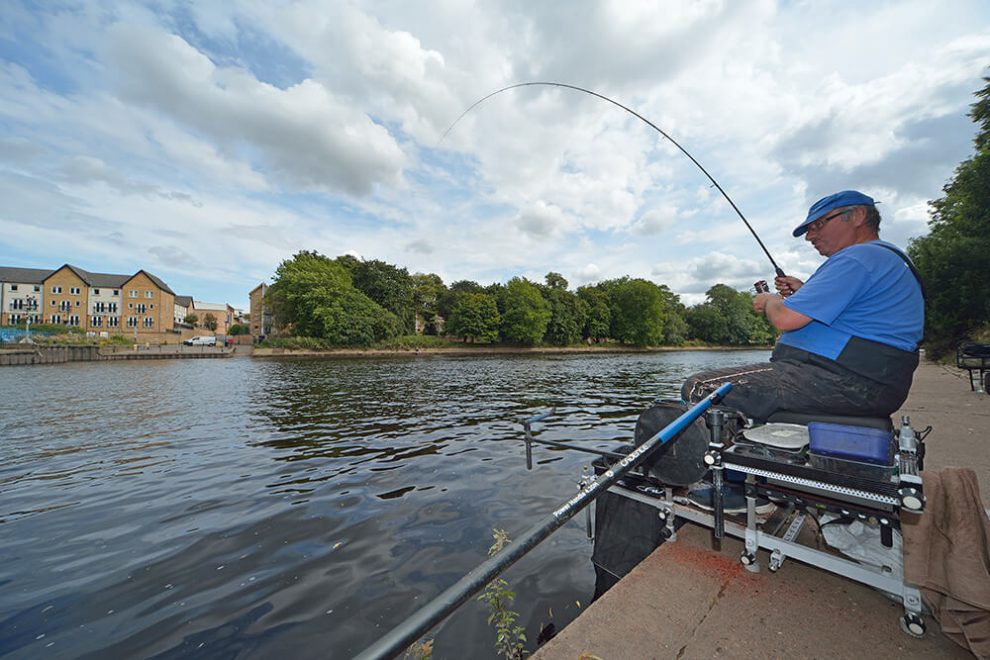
257, 336, 333, 350
372, 335, 461, 350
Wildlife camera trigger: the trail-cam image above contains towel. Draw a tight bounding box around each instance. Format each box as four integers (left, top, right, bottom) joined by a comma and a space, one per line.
902, 468, 990, 658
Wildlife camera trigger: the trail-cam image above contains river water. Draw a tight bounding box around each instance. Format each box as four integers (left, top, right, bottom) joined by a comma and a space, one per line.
0, 349, 769, 659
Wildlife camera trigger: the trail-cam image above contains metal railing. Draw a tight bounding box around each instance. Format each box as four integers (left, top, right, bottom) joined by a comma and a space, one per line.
353, 382, 732, 660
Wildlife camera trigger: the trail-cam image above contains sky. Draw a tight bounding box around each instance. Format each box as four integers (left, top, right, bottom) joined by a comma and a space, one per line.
1, 1, 988, 310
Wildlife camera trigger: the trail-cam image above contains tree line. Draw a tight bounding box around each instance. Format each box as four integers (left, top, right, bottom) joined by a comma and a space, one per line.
265, 250, 776, 348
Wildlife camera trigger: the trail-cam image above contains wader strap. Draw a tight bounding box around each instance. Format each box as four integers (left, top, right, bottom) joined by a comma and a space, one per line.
874, 243, 927, 301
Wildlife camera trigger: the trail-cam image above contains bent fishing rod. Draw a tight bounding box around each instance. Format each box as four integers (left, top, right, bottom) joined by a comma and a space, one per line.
441, 81, 786, 279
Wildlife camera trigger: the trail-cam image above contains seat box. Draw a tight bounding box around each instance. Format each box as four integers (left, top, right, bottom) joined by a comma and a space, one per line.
807, 422, 894, 465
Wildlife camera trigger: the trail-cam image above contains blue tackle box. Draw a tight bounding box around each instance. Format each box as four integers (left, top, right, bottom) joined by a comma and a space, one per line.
807, 422, 894, 465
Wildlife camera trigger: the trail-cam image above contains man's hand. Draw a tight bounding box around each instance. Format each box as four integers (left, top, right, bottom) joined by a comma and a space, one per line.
753, 292, 812, 331
774, 275, 803, 297
752, 292, 777, 314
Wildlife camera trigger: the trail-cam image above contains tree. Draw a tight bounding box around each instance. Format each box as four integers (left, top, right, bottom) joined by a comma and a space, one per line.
202, 313, 218, 332
446, 292, 500, 343
685, 284, 773, 345
439, 280, 485, 320
183, 313, 198, 326
268, 251, 353, 336
909, 75, 990, 354
544, 271, 568, 290
601, 277, 665, 346
412, 272, 446, 335
658, 284, 689, 345
543, 287, 587, 345
267, 250, 400, 346
340, 258, 416, 334
316, 288, 401, 345
229, 323, 250, 336
501, 277, 551, 344
577, 285, 611, 342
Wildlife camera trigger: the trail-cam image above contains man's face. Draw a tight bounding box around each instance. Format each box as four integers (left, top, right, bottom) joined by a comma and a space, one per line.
804, 207, 860, 257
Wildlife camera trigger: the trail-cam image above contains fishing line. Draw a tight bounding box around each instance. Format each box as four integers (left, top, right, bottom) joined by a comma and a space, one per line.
440, 81, 786, 278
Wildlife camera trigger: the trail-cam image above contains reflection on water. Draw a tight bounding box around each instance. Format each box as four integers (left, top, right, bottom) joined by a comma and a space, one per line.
0, 349, 768, 658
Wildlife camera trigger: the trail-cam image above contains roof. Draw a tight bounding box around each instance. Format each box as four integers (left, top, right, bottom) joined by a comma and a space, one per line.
3, 263, 175, 296
143, 271, 175, 295
249, 282, 268, 296
175, 295, 193, 307
193, 301, 229, 311
0, 266, 53, 284
44, 264, 130, 288
121, 269, 176, 295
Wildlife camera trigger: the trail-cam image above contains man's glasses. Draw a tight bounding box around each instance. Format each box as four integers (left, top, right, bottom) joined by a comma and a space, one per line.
806, 209, 849, 233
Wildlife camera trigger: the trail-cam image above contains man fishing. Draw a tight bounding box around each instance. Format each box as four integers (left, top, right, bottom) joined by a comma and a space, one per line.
681, 190, 925, 422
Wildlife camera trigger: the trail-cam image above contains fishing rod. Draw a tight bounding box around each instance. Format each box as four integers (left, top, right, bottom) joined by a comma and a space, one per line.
441, 81, 786, 279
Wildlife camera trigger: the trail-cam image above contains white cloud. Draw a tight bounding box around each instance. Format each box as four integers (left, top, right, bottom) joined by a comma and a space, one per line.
105, 22, 407, 195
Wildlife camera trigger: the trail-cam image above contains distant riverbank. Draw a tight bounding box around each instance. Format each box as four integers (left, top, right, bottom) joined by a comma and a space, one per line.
251, 344, 773, 358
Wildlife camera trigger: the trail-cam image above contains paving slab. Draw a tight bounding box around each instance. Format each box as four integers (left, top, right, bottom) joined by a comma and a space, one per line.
535, 360, 988, 659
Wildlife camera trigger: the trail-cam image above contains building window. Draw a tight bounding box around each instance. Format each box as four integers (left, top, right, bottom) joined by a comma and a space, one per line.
127, 317, 138, 328
60, 301, 71, 312
136, 303, 147, 314
70, 287, 80, 295
51, 314, 61, 324
113, 289, 119, 296
10, 314, 21, 324
143, 317, 154, 328
93, 289, 100, 295
109, 302, 118, 313
68, 315, 80, 326
10, 284, 17, 291
108, 316, 119, 328
145, 291, 154, 299
75, 300, 80, 307
129, 290, 138, 298
50, 300, 56, 306
92, 316, 103, 327
33, 285, 40, 292
10, 299, 23, 310
52, 285, 62, 294
150, 304, 155, 309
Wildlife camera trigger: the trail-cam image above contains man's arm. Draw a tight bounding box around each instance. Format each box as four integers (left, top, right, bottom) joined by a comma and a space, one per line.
753, 293, 812, 331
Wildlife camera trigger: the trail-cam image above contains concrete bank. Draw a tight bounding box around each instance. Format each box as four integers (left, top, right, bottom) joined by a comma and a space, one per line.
535, 360, 988, 659
0, 344, 235, 365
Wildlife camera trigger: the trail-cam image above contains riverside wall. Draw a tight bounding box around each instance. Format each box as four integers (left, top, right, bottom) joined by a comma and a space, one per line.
0, 345, 234, 366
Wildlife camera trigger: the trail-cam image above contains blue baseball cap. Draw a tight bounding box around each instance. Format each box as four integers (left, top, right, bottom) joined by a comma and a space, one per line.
793, 190, 877, 237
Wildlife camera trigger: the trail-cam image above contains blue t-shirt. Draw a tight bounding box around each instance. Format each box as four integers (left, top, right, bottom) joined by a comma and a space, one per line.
778, 240, 924, 359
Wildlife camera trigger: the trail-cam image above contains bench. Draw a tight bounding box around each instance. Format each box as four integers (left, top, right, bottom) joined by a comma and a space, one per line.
957, 342, 990, 392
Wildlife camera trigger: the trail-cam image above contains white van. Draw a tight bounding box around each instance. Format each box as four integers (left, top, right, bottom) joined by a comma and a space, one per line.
183, 335, 218, 346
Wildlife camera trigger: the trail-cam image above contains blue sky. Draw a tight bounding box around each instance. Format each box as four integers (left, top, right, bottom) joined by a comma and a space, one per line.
1, 1, 988, 309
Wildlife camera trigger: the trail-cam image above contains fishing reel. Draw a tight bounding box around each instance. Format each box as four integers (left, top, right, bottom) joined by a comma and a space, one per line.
754, 280, 770, 294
